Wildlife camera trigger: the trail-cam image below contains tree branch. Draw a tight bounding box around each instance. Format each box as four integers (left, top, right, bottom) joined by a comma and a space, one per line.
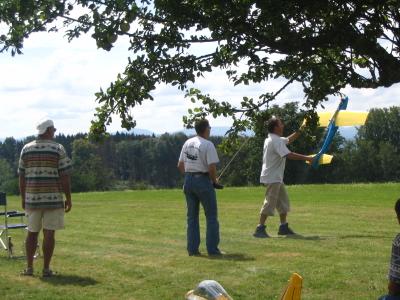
232, 74, 299, 113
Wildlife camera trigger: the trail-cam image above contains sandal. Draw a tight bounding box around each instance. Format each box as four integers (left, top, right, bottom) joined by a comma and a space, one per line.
42, 268, 57, 277
21, 267, 34, 276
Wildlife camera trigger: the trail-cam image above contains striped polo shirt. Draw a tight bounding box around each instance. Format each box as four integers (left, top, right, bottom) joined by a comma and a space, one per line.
18, 139, 72, 209
389, 233, 400, 284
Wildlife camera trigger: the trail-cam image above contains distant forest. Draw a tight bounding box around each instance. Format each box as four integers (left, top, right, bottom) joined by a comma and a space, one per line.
0, 104, 399, 194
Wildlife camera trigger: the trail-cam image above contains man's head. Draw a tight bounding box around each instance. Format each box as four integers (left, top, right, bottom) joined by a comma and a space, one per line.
195, 119, 211, 139
266, 116, 284, 136
37, 119, 56, 139
395, 199, 400, 224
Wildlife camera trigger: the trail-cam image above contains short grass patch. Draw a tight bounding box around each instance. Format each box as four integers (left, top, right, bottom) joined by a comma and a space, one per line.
1, 183, 399, 299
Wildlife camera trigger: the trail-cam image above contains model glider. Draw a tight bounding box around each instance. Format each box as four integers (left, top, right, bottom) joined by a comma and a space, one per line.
307, 97, 368, 169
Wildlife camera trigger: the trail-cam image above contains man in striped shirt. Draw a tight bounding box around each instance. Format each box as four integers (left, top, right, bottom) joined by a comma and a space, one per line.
18, 119, 72, 277
379, 199, 400, 299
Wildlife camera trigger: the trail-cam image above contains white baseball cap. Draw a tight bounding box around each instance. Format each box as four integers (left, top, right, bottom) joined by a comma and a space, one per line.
36, 119, 54, 135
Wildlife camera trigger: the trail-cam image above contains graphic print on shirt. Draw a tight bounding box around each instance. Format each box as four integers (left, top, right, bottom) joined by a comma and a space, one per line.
185, 145, 199, 161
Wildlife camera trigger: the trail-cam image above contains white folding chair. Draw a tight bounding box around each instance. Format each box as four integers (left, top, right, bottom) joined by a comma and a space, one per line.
0, 192, 28, 257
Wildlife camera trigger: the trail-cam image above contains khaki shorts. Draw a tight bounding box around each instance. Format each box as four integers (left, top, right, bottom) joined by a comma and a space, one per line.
260, 183, 290, 216
25, 208, 65, 232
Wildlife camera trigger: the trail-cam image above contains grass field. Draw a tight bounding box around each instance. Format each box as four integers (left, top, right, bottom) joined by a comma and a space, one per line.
1, 183, 399, 299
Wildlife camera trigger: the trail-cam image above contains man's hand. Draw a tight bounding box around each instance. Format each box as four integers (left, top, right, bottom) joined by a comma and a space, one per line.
65, 199, 72, 213
60, 174, 72, 212
213, 181, 224, 189
306, 156, 314, 163
299, 118, 309, 133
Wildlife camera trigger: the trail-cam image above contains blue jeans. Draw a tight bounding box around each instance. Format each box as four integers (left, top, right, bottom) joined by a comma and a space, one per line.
184, 174, 220, 254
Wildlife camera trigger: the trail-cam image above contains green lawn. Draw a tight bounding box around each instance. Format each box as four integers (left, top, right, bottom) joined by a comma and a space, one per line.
1, 183, 399, 299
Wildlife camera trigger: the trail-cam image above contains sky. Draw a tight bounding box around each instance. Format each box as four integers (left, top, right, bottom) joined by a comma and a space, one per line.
1, 27, 399, 139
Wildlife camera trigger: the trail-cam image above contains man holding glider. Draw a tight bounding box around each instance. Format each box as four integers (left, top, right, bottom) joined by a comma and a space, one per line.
178, 119, 223, 256
253, 116, 313, 238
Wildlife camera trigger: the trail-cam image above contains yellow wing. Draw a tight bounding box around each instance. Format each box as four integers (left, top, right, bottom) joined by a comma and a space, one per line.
316, 112, 333, 127
334, 111, 368, 126
306, 154, 333, 165
316, 111, 368, 127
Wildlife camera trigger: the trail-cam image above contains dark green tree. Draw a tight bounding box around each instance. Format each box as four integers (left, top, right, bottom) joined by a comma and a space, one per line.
115, 139, 143, 181
153, 133, 183, 187
348, 106, 400, 182
358, 107, 400, 152
0, 158, 18, 194
1, 1, 399, 137
71, 138, 114, 191
0, 137, 19, 168
378, 141, 400, 181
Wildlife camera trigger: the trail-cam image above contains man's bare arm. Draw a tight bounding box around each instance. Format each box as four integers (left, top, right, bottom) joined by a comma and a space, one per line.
19, 175, 26, 210
287, 122, 307, 144
177, 161, 185, 174
60, 174, 72, 213
287, 152, 313, 163
287, 131, 301, 144
208, 163, 218, 183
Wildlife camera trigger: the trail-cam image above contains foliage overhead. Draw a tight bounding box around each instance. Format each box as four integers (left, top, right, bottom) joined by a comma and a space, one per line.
1, 0, 399, 138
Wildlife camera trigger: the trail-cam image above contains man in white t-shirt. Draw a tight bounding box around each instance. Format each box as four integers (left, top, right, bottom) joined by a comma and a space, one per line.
253, 116, 313, 238
178, 119, 223, 256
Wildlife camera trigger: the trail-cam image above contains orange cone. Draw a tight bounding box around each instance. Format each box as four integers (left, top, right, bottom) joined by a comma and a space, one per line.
280, 273, 303, 300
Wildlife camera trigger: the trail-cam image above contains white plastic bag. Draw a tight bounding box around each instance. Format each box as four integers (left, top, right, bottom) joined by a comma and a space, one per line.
185, 280, 233, 300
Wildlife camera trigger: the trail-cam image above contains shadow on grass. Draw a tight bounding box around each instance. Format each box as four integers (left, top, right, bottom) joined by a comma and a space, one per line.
0, 255, 26, 261
337, 234, 392, 239
283, 234, 324, 241
201, 253, 255, 261
40, 274, 99, 286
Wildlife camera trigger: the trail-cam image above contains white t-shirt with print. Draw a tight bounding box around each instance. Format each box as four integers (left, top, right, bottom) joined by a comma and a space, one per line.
178, 136, 219, 173
260, 133, 291, 184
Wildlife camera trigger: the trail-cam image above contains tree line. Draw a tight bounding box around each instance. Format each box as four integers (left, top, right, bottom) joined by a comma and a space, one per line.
0, 103, 399, 195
